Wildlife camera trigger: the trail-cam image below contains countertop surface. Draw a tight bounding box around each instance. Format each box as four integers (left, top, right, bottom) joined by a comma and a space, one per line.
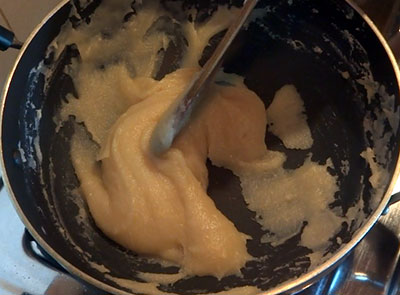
0, 0, 60, 90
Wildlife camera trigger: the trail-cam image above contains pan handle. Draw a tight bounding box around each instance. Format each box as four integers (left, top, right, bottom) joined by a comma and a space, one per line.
0, 24, 22, 51
22, 229, 67, 273
382, 192, 400, 215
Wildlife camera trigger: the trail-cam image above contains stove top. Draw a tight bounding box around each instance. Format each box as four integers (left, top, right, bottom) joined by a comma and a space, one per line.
2, 0, 400, 294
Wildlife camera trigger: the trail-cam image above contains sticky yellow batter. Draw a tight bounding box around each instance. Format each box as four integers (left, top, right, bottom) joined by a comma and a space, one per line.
71, 68, 269, 278
55, 0, 345, 283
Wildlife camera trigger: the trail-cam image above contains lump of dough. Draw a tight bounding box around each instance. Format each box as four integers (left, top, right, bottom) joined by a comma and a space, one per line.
266, 84, 313, 150
71, 68, 268, 278
61, 64, 158, 146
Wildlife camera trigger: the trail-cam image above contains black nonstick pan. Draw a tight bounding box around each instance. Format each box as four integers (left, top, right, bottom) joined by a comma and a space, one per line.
1, 0, 400, 294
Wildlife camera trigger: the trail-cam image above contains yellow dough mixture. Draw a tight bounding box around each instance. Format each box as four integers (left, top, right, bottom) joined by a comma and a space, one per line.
71, 68, 269, 278
52, 0, 350, 282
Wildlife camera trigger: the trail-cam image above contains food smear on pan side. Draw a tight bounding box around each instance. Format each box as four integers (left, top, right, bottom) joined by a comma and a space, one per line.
46, 0, 382, 288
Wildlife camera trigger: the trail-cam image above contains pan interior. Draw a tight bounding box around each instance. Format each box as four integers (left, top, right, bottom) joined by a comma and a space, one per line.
2, 0, 399, 294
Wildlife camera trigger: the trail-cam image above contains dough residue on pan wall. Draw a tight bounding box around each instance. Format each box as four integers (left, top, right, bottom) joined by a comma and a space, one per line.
266, 84, 313, 150
40, 0, 393, 293
58, 0, 340, 281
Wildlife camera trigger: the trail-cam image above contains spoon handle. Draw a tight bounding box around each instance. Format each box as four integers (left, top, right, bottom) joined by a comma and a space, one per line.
186, 0, 259, 100
151, 0, 258, 154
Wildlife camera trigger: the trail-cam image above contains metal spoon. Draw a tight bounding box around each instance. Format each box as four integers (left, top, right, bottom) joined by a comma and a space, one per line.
150, 0, 258, 155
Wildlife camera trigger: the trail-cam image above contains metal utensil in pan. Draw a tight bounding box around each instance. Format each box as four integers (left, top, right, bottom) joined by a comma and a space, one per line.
150, 0, 258, 154
1, 0, 400, 294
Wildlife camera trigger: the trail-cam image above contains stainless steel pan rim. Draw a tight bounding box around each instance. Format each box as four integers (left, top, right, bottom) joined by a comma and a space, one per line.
1, 0, 399, 294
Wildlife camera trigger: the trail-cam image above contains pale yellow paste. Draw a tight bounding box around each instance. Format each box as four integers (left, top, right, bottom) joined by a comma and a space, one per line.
266, 85, 313, 150
55, 0, 346, 285
71, 68, 269, 278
